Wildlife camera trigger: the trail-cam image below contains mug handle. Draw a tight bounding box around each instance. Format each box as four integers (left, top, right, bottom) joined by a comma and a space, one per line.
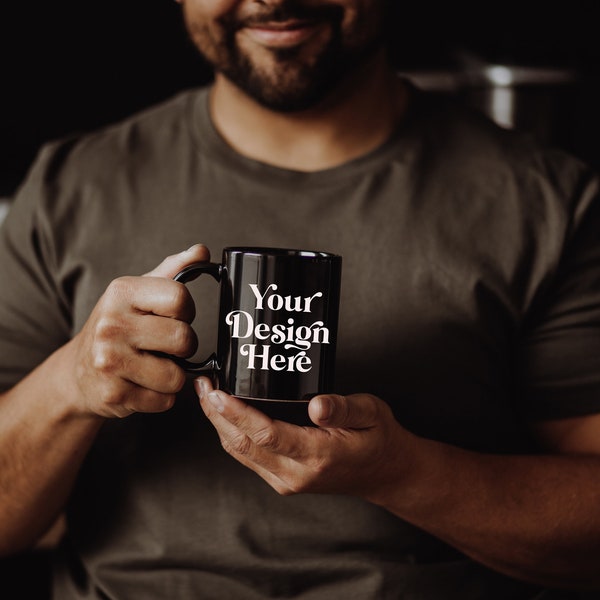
169, 261, 222, 372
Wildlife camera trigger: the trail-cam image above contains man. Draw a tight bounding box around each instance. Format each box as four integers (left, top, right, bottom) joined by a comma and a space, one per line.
1, 0, 600, 598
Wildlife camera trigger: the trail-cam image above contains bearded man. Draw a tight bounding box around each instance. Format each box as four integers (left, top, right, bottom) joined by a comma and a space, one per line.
1, 1, 600, 598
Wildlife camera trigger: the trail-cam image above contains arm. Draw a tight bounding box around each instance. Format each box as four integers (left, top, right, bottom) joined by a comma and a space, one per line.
372, 414, 600, 590
0, 346, 103, 556
195, 378, 600, 590
0, 245, 208, 557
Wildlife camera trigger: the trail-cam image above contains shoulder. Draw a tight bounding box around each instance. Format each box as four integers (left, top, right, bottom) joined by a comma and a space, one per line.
13, 87, 208, 223
399, 85, 600, 316
405, 84, 598, 225
28, 87, 207, 189
8, 87, 210, 266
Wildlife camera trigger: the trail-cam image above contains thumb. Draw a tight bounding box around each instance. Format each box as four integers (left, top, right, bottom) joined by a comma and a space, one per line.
308, 393, 381, 429
143, 244, 211, 279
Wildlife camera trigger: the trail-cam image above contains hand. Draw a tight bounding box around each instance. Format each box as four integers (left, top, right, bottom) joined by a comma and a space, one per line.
66, 244, 210, 418
195, 377, 413, 500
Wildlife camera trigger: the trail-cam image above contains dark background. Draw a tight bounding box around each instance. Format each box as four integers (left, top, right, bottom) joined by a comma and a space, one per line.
0, 2, 599, 598
1, 1, 599, 197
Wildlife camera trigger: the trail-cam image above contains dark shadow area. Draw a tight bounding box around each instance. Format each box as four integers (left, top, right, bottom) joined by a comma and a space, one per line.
0, 2, 598, 597
0, 550, 53, 599
0, 1, 213, 196
1, 2, 599, 197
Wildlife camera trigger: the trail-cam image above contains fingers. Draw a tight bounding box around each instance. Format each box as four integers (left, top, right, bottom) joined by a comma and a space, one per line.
134, 244, 210, 320
110, 348, 187, 394
106, 386, 177, 417
144, 244, 210, 279
128, 313, 198, 357
193, 379, 402, 498
194, 378, 300, 493
78, 335, 186, 418
101, 275, 197, 324
74, 246, 211, 418
308, 393, 384, 429
77, 340, 184, 418
195, 377, 311, 461
92, 298, 198, 359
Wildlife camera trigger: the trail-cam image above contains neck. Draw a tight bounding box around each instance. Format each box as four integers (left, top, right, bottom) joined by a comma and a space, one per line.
209, 52, 408, 172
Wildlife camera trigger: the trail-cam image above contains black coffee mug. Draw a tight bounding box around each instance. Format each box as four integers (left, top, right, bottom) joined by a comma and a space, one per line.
173, 247, 342, 424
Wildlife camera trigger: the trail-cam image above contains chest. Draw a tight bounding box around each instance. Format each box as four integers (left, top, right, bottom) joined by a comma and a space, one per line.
69, 167, 531, 451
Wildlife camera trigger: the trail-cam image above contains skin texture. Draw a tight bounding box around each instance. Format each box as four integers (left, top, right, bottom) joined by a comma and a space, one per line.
195, 379, 600, 589
0, 245, 210, 554
178, 0, 387, 112
177, 0, 408, 172
1, 0, 600, 592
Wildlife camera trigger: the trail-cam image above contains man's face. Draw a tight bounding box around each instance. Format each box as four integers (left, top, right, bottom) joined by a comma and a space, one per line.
180, 0, 388, 112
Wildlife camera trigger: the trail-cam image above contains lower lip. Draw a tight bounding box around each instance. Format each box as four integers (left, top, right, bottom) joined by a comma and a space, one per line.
243, 23, 322, 48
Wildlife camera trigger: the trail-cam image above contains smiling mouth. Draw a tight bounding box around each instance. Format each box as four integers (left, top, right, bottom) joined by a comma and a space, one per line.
241, 19, 326, 49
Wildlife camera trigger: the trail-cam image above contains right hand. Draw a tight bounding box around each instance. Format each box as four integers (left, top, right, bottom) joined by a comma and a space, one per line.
66, 244, 210, 418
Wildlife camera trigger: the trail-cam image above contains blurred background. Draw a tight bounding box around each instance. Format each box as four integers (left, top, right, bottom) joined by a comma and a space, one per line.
0, 1, 599, 598
1, 1, 599, 203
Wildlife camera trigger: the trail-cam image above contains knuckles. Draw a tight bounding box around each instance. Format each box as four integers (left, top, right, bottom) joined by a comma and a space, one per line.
104, 276, 134, 304
222, 432, 253, 457
94, 314, 126, 344
220, 424, 281, 457
104, 275, 195, 323
76, 273, 194, 416
90, 339, 124, 374
252, 426, 281, 452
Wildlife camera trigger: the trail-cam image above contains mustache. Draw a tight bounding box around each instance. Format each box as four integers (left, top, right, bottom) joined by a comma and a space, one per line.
227, 3, 344, 29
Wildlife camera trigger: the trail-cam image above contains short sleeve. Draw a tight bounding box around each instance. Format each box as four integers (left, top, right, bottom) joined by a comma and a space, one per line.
0, 145, 73, 392
518, 168, 600, 421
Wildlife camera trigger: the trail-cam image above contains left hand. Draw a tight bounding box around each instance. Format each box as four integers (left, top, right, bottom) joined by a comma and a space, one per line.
195, 377, 414, 499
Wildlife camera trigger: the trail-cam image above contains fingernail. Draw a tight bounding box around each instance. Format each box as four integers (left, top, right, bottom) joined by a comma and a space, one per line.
208, 391, 225, 413
194, 377, 207, 398
317, 396, 333, 421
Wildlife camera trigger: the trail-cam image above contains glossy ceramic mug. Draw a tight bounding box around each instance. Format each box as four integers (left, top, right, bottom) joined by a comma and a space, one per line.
173, 247, 342, 424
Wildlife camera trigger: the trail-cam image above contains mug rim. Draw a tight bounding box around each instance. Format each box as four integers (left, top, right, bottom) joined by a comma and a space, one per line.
224, 246, 341, 260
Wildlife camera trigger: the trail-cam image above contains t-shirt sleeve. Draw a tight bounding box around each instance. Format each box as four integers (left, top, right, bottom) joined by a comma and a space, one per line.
518, 166, 600, 421
0, 145, 73, 392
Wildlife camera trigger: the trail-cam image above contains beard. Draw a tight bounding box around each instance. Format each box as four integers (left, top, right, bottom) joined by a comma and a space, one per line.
185, 2, 386, 113
220, 35, 349, 113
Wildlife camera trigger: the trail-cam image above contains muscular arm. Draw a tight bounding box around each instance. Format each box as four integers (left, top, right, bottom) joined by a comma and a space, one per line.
0, 343, 103, 556
368, 414, 600, 589
0, 245, 208, 557
196, 380, 600, 590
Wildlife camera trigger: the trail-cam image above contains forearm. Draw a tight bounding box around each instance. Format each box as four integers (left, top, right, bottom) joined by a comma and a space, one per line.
0, 248, 207, 556
0, 339, 103, 556
369, 435, 600, 589
196, 387, 600, 588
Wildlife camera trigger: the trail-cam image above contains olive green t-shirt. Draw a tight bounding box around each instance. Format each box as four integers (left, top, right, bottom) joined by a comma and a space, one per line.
1, 85, 600, 598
